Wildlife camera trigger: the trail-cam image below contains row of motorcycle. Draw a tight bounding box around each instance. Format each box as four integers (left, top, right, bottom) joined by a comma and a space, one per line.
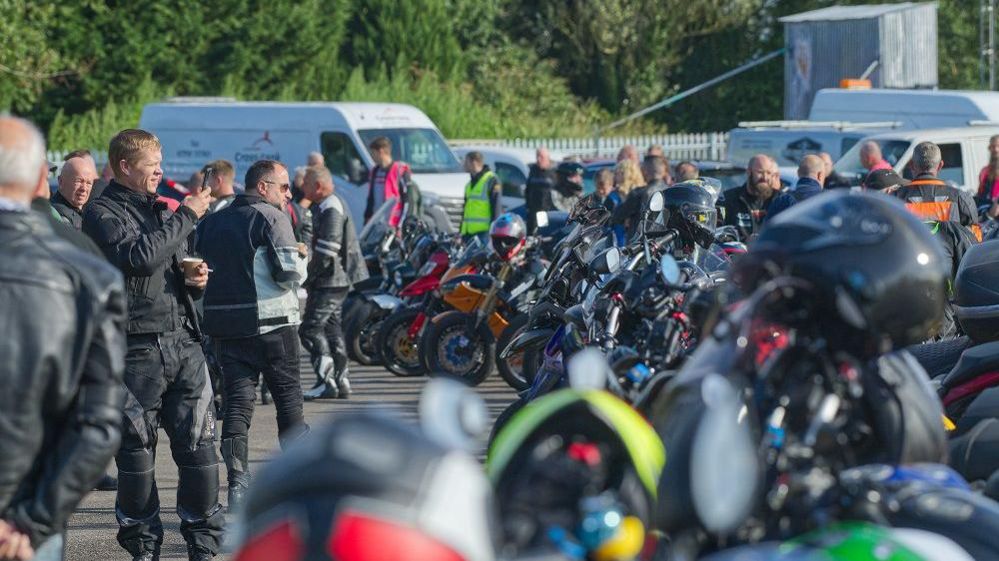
340, 183, 999, 560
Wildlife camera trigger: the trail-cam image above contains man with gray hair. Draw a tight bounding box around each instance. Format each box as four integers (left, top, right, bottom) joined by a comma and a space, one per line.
307, 151, 324, 167
299, 165, 368, 400
766, 154, 826, 221
0, 116, 126, 561
52, 150, 99, 228
895, 141, 977, 226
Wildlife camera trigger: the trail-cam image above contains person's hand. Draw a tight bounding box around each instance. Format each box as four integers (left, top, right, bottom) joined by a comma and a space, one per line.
185, 262, 209, 289
0, 520, 33, 561
182, 188, 213, 219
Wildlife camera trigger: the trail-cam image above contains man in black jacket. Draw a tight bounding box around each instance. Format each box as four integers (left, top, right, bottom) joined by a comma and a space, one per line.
196, 160, 309, 510
51, 152, 98, 229
299, 165, 368, 400
896, 141, 978, 227
721, 154, 781, 240
525, 146, 556, 233
0, 116, 126, 561
82, 129, 222, 561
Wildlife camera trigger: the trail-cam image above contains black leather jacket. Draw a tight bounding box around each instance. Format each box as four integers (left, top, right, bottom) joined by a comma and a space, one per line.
307, 192, 368, 289
0, 209, 125, 547
82, 181, 203, 335
50, 191, 83, 229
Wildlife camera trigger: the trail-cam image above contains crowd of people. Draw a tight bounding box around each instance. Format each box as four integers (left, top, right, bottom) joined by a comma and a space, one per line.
4, 105, 999, 561
0, 117, 407, 560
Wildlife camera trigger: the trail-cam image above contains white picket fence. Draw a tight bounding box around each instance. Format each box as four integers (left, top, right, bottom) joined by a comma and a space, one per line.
46, 149, 109, 169
451, 132, 729, 161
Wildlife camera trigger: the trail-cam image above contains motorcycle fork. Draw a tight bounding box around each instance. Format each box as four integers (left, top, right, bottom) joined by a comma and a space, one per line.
474, 262, 510, 330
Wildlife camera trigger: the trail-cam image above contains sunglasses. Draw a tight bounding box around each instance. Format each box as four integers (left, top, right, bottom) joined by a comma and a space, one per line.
262, 180, 291, 192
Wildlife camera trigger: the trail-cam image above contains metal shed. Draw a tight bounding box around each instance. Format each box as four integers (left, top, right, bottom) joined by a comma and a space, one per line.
780, 3, 938, 119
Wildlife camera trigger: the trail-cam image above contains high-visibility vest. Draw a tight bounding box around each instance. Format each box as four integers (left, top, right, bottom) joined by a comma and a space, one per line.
461, 170, 496, 235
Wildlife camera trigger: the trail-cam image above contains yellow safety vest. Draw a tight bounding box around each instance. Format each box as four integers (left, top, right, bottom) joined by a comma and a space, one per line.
461, 170, 496, 235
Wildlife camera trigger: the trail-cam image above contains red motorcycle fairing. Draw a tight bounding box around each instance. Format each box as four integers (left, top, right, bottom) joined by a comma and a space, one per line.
400, 276, 441, 297
399, 250, 450, 297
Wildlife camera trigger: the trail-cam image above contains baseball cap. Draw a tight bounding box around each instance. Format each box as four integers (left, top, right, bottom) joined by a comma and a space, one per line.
863, 169, 909, 191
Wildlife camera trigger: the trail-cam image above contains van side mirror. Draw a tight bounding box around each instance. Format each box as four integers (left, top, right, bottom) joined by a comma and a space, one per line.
348, 158, 367, 184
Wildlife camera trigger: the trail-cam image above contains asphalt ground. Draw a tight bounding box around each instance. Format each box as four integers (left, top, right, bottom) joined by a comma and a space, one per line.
64, 356, 517, 560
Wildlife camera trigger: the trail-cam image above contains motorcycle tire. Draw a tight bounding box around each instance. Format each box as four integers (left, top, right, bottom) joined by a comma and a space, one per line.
345, 300, 384, 366
488, 397, 528, 451
376, 307, 426, 377
495, 314, 532, 391
422, 310, 495, 386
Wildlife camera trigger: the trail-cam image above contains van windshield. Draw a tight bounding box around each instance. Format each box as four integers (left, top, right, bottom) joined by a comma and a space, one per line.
833, 139, 911, 185
358, 128, 463, 174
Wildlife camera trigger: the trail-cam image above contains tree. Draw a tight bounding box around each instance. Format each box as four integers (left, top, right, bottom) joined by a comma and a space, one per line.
0, 0, 64, 112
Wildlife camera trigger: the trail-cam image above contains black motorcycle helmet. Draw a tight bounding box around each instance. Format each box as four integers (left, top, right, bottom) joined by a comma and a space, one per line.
231, 412, 497, 561
735, 190, 948, 358
556, 161, 585, 180
955, 240, 999, 343
663, 181, 717, 248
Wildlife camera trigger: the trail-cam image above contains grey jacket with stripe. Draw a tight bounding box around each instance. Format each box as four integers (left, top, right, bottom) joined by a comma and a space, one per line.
195, 193, 308, 338
307, 192, 368, 290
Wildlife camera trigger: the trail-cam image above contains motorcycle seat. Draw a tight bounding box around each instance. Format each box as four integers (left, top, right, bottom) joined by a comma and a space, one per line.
905, 336, 972, 381
940, 340, 999, 390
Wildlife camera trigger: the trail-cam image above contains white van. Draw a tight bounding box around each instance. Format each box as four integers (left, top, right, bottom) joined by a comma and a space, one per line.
139, 99, 468, 229
833, 126, 999, 191
809, 89, 999, 129
727, 121, 894, 167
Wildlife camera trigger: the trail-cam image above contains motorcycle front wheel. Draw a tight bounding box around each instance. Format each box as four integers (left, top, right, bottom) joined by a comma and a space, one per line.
422, 310, 495, 386
376, 307, 425, 377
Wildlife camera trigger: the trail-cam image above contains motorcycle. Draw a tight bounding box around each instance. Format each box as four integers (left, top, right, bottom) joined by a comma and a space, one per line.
376, 236, 491, 377
420, 234, 546, 388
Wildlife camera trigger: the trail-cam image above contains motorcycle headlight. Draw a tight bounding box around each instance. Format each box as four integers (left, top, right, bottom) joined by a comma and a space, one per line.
690, 374, 760, 534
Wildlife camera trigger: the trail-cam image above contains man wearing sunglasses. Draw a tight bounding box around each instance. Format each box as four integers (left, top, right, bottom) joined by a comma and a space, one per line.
195, 160, 309, 512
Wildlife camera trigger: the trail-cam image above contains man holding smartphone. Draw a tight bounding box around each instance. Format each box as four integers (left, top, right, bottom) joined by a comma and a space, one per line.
82, 129, 223, 561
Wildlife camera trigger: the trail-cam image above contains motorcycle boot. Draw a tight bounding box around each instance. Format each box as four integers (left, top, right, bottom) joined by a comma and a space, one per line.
333, 354, 352, 399
303, 355, 339, 400
220, 436, 250, 512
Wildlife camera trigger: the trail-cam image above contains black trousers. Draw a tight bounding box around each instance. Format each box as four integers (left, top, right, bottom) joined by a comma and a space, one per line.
216, 326, 305, 443
299, 287, 349, 374
115, 329, 224, 556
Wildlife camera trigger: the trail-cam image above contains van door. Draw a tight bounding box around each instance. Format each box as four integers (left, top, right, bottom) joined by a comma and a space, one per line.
320, 131, 370, 226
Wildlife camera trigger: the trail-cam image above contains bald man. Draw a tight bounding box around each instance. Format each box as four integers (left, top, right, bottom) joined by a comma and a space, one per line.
860, 141, 891, 174
722, 154, 782, 239
766, 154, 826, 221
53, 155, 98, 229
0, 116, 126, 561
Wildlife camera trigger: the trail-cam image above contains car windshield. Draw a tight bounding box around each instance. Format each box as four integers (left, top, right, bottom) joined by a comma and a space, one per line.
358, 128, 463, 174
834, 139, 911, 185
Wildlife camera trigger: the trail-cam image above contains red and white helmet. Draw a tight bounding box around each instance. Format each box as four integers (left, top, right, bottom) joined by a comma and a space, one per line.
489, 213, 527, 261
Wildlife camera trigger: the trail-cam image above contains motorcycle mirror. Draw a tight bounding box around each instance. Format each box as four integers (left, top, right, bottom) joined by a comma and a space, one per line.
659, 255, 681, 285
690, 374, 760, 534
419, 378, 489, 452
590, 247, 621, 275
648, 191, 665, 213
535, 211, 550, 229
567, 347, 610, 390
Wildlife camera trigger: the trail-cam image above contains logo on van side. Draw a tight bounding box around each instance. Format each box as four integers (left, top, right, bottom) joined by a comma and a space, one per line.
236, 131, 280, 164
252, 131, 273, 147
